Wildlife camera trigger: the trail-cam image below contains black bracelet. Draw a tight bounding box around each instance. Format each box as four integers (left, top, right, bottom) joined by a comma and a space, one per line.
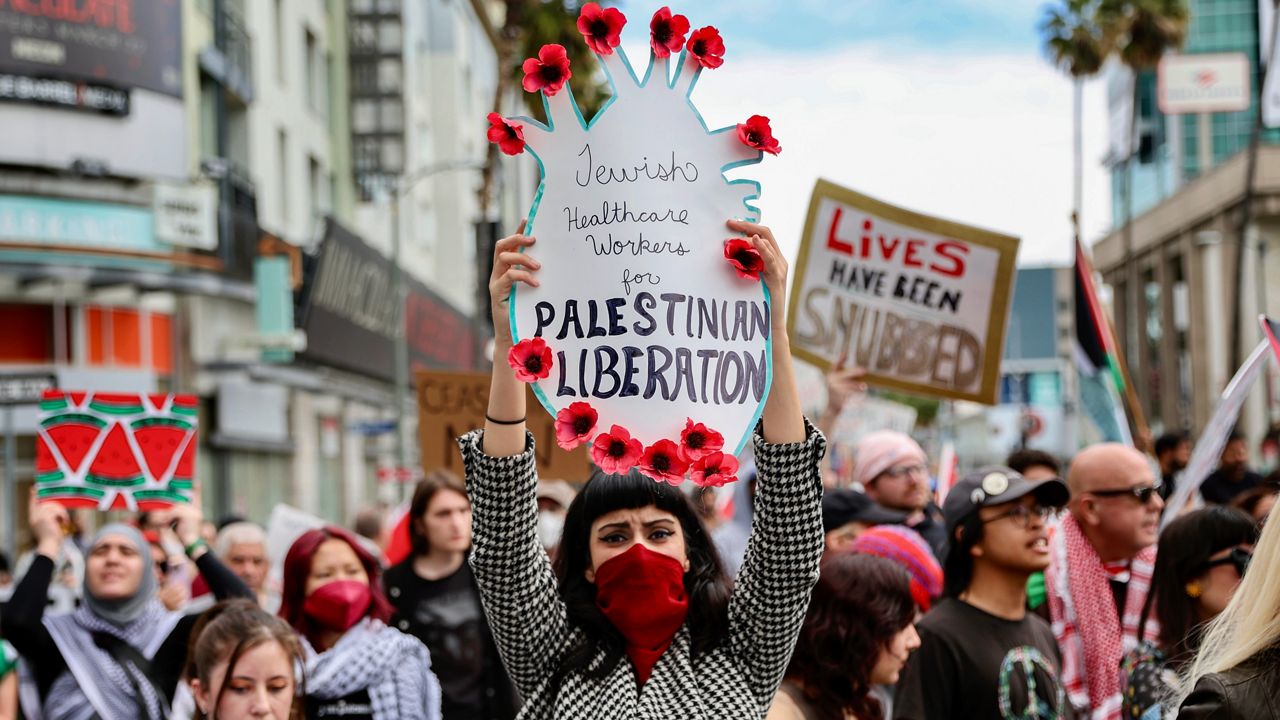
486, 414, 526, 425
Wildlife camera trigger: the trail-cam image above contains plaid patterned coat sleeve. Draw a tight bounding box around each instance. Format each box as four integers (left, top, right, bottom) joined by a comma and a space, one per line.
729, 419, 827, 712
458, 429, 571, 699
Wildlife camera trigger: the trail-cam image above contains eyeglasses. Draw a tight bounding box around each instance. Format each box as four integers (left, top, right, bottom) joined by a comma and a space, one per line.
880, 463, 928, 480
1202, 547, 1252, 577
1089, 485, 1161, 504
981, 504, 1056, 529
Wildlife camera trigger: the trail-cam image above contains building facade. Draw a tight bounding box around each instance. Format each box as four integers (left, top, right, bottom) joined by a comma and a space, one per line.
0, 0, 525, 546
1094, 0, 1280, 445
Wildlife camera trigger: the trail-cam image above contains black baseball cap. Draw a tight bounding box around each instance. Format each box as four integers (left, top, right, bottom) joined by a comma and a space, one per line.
942, 466, 1069, 537
822, 489, 909, 533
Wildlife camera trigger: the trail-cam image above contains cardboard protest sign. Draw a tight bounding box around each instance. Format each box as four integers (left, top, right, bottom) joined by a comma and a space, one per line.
1162, 332, 1272, 526
489, 6, 777, 482
34, 390, 198, 510
416, 370, 591, 481
788, 179, 1019, 404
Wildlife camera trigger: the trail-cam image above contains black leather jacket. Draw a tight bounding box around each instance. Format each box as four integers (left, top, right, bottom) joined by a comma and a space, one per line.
1178, 650, 1280, 719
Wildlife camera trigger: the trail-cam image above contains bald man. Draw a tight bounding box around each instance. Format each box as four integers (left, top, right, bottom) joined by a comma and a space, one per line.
1048, 444, 1163, 719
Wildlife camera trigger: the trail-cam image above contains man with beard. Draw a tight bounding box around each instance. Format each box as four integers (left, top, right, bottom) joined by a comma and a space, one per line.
853, 431, 947, 560
1200, 432, 1264, 506
894, 467, 1070, 719
1154, 431, 1191, 502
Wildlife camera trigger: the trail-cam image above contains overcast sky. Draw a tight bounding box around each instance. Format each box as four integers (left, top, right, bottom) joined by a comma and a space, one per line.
609, 0, 1112, 268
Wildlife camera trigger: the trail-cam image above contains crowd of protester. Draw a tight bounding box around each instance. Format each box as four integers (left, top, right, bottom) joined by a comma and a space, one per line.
1, 228, 1280, 718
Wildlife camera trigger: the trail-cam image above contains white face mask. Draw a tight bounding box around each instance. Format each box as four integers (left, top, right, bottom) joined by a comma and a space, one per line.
537, 512, 565, 549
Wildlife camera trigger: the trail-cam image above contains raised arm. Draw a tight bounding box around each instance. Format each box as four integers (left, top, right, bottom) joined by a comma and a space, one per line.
460, 224, 571, 697
1, 493, 71, 696
159, 483, 253, 600
724, 220, 827, 712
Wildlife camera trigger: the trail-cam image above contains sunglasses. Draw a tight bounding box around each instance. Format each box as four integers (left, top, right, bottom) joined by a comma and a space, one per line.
1202, 547, 1252, 577
1089, 484, 1161, 504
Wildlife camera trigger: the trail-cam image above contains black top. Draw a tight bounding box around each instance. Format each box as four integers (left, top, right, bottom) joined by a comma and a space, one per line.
1200, 469, 1263, 505
0, 552, 253, 701
909, 503, 948, 561
305, 688, 375, 719
1178, 648, 1280, 719
893, 598, 1067, 720
384, 559, 518, 720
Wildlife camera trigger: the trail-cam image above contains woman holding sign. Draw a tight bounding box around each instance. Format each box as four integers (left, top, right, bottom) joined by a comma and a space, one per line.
458, 220, 825, 718
3, 490, 253, 720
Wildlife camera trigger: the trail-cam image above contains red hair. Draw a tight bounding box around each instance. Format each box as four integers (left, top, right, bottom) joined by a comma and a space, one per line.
278, 526, 394, 644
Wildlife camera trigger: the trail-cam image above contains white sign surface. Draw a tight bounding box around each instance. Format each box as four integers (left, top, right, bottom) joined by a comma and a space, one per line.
788, 180, 1019, 404
1163, 338, 1270, 526
508, 48, 770, 457
154, 182, 217, 250
1157, 53, 1251, 115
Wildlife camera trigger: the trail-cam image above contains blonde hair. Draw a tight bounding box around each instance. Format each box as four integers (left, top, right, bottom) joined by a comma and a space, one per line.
1177, 509, 1280, 704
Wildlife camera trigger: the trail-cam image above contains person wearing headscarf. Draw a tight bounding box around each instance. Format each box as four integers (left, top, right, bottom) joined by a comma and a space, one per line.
853, 430, 947, 559
2, 490, 252, 720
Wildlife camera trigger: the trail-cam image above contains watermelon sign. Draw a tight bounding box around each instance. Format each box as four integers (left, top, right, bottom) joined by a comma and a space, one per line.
35, 391, 198, 511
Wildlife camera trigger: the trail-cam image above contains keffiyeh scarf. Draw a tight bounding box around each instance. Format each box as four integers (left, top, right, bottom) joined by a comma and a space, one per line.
304, 618, 442, 720
21, 600, 181, 720
1047, 514, 1157, 720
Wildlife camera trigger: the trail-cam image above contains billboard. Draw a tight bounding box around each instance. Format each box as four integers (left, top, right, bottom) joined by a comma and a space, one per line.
1157, 53, 1250, 115
0, 0, 183, 98
300, 219, 482, 381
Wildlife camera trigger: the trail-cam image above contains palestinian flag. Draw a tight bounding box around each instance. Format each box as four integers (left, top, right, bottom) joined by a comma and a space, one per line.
1263, 316, 1280, 363
1075, 238, 1132, 444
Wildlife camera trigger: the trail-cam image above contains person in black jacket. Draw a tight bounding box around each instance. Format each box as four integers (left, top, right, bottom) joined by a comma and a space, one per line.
384, 471, 518, 720
1178, 489, 1280, 719
2, 489, 252, 720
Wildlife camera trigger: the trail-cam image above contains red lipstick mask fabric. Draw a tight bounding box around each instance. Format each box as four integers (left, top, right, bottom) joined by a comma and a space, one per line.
303, 579, 372, 633
593, 543, 690, 684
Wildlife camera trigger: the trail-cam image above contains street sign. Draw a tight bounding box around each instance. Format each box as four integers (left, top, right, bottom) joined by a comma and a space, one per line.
0, 373, 55, 404
1157, 53, 1251, 115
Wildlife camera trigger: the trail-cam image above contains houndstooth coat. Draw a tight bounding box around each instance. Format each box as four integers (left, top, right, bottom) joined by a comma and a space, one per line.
457, 420, 826, 720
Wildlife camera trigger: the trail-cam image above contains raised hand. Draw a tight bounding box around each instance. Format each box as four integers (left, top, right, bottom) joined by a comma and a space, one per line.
28, 488, 69, 559
489, 220, 541, 349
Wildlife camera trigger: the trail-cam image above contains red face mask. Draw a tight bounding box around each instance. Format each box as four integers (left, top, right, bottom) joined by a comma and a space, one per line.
593, 543, 690, 685
303, 579, 372, 633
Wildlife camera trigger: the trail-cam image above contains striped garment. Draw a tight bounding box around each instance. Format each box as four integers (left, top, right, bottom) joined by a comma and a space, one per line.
457, 420, 826, 719
1047, 514, 1157, 720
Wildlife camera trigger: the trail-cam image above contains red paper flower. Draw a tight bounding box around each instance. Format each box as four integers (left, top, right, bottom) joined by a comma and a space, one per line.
736, 115, 781, 156
486, 113, 526, 156
679, 419, 725, 462
686, 26, 725, 69
521, 43, 572, 96
591, 425, 644, 474
507, 337, 553, 382
639, 439, 690, 485
690, 452, 740, 488
555, 402, 598, 450
724, 238, 764, 280
649, 7, 690, 59
577, 3, 626, 56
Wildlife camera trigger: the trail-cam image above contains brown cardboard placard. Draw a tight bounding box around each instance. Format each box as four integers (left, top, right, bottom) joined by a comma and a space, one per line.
787, 179, 1019, 404
416, 370, 591, 481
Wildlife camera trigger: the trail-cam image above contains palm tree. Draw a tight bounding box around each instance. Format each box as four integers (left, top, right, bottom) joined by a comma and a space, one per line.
477, 0, 613, 219
1040, 0, 1108, 247
1039, 0, 1188, 444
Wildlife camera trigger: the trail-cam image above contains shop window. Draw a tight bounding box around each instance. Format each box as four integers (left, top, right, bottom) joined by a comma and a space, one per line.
0, 304, 53, 363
